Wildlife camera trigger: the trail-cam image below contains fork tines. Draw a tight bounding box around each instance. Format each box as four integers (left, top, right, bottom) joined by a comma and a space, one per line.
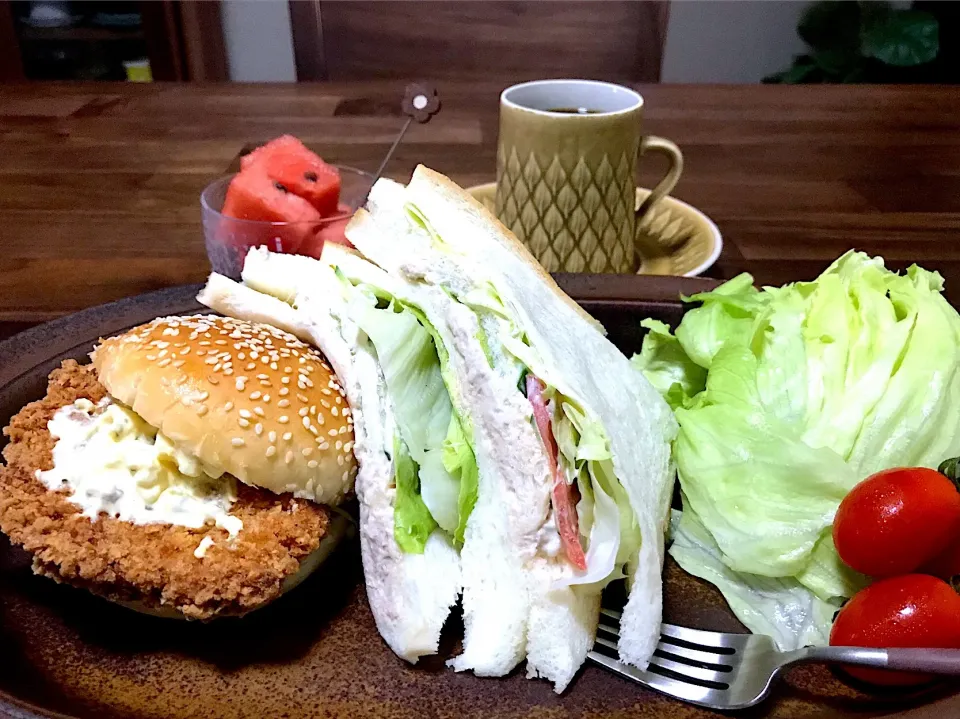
589, 607, 738, 702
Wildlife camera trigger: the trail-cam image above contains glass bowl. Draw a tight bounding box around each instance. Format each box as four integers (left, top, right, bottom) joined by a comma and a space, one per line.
201, 165, 374, 279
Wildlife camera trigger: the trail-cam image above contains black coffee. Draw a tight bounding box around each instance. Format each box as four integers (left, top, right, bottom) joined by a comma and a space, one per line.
546, 107, 601, 115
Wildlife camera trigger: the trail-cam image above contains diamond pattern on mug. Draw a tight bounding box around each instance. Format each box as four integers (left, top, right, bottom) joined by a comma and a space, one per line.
496, 146, 635, 272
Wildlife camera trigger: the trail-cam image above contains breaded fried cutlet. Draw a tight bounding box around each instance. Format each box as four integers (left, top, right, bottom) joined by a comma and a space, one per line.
0, 360, 332, 619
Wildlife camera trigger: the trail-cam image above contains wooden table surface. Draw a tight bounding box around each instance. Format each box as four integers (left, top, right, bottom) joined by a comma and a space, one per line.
1, 81, 960, 340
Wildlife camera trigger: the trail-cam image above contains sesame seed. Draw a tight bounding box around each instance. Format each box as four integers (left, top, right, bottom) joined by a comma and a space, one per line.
246, 362, 256, 371
266, 446, 277, 458
213, 363, 222, 372
196, 405, 209, 417
342, 470, 350, 482
254, 407, 265, 417
147, 354, 157, 361
239, 409, 252, 419
232, 437, 245, 447
302, 416, 311, 429
335, 440, 343, 450
270, 362, 278, 371
249, 391, 261, 400
308, 460, 318, 469
283, 432, 293, 441
224, 368, 234, 375
299, 407, 309, 417
254, 423, 263, 436
236, 379, 246, 391
284, 367, 293, 374
297, 394, 309, 403
332, 406, 339, 417
278, 399, 290, 408
302, 447, 313, 457
321, 388, 332, 396
339, 426, 348, 435
205, 357, 218, 366
337, 455, 344, 467
181, 347, 191, 355
344, 441, 354, 452
279, 387, 290, 397
282, 377, 291, 385
158, 358, 172, 368
317, 441, 329, 450
238, 353, 246, 360
215, 339, 227, 345
262, 394, 270, 403
173, 359, 185, 368
197, 391, 209, 401
335, 396, 342, 405
238, 418, 250, 428
278, 415, 289, 424
285, 451, 294, 465
268, 431, 277, 443
328, 429, 338, 437
261, 356, 269, 364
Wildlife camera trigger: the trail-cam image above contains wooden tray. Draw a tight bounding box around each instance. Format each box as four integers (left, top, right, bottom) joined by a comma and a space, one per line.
0, 278, 956, 719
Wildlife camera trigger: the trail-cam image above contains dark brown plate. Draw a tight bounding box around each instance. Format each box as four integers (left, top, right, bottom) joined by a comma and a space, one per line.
0, 279, 956, 719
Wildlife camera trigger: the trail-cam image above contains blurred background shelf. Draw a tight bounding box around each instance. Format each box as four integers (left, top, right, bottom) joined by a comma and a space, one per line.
0, 0, 225, 82
19, 25, 145, 42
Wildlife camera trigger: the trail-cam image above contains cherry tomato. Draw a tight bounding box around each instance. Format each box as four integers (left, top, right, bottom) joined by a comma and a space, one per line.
830, 574, 960, 686
833, 466, 960, 577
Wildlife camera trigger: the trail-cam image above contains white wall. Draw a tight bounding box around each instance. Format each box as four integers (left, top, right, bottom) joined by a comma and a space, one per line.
221, 0, 297, 82
219, 0, 810, 84
662, 0, 808, 83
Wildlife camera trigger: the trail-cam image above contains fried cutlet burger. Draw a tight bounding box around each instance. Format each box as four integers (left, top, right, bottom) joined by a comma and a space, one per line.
0, 314, 358, 619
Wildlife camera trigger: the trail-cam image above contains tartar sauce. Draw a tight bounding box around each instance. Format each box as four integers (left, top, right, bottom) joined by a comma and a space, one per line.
38, 397, 243, 538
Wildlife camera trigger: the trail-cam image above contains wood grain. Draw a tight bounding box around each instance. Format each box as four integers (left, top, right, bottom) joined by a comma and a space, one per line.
1, 81, 960, 338
177, 1, 229, 82
293, 1, 669, 82
289, 0, 327, 82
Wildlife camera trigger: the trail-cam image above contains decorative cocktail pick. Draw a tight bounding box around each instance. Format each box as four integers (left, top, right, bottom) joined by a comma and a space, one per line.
370, 82, 441, 185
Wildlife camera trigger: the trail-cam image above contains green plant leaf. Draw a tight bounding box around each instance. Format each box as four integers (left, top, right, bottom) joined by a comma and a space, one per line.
861, 10, 939, 67
812, 47, 859, 76
799, 1, 861, 51
772, 57, 820, 84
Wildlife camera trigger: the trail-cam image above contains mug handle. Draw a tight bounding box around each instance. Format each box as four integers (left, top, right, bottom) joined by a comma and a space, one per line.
636, 136, 684, 217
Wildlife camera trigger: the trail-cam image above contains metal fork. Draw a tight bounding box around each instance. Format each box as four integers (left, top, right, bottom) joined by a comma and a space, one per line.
588, 608, 960, 711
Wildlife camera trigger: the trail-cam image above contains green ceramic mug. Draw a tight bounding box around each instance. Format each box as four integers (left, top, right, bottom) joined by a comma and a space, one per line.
496, 79, 683, 273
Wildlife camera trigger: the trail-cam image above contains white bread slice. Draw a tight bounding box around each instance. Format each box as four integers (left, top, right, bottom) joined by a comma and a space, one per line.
372, 167, 677, 671
199, 256, 462, 662
346, 188, 602, 691
324, 228, 550, 677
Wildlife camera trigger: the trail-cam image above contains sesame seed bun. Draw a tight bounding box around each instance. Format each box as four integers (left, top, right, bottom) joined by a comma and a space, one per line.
91, 315, 358, 505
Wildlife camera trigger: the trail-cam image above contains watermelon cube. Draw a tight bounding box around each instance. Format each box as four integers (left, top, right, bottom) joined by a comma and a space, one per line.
242, 135, 341, 216
221, 170, 322, 254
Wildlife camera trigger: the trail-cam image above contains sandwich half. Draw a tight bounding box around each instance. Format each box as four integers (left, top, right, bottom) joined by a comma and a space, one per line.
347, 167, 678, 679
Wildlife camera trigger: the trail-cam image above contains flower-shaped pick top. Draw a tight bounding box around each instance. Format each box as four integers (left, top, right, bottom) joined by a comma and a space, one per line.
402, 82, 441, 123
